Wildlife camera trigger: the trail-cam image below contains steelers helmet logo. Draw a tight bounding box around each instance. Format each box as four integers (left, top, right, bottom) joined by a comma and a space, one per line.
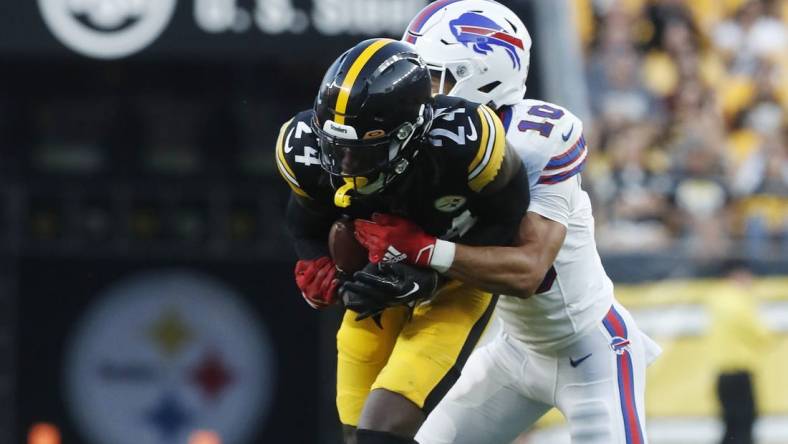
38, 0, 177, 59
435, 195, 467, 212
64, 271, 274, 444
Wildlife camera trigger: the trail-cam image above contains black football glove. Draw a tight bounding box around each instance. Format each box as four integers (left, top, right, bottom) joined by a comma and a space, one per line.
340, 262, 440, 324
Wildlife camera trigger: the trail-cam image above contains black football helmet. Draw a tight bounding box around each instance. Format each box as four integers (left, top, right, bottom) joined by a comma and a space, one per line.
312, 38, 433, 205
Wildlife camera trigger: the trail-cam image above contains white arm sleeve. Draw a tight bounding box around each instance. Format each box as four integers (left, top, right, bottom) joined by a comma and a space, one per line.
527, 175, 578, 227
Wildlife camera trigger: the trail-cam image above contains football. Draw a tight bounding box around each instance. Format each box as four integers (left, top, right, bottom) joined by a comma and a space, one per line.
328, 217, 368, 274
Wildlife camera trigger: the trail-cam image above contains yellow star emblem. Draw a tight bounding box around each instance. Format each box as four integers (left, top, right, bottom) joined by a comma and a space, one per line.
148, 309, 192, 357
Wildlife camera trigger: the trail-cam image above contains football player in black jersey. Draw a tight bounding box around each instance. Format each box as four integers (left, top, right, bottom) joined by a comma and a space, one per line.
276, 38, 530, 444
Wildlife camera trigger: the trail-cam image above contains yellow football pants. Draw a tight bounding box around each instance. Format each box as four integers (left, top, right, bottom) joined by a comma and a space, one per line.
336, 281, 497, 426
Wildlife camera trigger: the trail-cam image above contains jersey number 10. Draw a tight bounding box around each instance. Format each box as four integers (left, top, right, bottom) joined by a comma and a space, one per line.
517, 104, 564, 138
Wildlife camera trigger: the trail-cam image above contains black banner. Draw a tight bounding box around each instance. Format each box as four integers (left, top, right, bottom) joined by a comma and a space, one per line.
0, 0, 430, 61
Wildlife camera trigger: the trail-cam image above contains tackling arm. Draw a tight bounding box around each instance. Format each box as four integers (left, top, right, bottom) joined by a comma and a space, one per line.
355, 175, 578, 299
436, 176, 576, 297
355, 207, 565, 299
445, 211, 566, 298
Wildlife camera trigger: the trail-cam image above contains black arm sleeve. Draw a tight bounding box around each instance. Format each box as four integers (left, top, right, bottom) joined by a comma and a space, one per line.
461, 164, 530, 247
285, 193, 340, 260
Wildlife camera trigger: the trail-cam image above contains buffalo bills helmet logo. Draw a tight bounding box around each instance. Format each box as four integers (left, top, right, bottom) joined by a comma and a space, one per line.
449, 12, 524, 70
610, 336, 631, 355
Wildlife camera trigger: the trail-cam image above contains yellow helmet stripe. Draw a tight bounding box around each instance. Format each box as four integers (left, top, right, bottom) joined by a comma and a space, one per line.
334, 39, 395, 124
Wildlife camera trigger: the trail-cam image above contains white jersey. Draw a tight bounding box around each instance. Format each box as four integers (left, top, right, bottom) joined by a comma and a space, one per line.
495, 99, 614, 351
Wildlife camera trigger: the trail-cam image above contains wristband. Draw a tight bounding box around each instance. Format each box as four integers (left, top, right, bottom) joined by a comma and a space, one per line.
429, 239, 456, 273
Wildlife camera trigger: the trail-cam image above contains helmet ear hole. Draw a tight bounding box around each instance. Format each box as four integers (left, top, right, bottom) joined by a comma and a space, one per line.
478, 81, 501, 93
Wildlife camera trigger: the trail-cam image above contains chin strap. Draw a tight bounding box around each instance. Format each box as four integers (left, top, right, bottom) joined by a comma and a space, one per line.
334, 177, 368, 208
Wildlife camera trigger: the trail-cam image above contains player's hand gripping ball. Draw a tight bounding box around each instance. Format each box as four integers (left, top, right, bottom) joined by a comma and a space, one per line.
294, 218, 368, 310
354, 213, 438, 267
294, 256, 339, 309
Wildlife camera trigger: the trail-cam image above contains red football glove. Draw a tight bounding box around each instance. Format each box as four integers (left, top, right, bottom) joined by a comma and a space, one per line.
354, 213, 438, 267
295, 256, 340, 309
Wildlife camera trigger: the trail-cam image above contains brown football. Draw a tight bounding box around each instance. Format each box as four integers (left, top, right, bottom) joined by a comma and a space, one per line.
328, 217, 368, 274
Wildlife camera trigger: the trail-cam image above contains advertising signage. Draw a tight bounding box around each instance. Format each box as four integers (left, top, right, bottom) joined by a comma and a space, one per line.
1, 0, 430, 60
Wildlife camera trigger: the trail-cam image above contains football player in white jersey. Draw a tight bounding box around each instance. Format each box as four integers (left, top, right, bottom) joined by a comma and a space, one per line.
352, 1, 662, 443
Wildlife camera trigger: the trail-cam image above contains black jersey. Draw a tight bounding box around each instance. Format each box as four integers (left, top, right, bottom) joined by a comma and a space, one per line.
277, 95, 530, 258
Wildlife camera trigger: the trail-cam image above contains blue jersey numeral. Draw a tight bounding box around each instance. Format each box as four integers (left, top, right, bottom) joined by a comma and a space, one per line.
517, 104, 565, 138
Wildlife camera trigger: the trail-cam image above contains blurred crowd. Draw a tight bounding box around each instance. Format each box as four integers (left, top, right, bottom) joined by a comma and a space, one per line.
574, 0, 788, 258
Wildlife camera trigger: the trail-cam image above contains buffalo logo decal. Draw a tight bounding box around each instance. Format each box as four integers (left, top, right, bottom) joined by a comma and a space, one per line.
449, 12, 524, 70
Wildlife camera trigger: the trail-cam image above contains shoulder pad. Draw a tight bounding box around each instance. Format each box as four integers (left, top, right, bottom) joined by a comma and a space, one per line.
500, 100, 587, 186
428, 96, 507, 193
275, 110, 323, 198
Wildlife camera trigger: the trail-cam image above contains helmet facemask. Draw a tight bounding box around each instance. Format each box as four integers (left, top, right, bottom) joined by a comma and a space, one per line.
313, 104, 431, 201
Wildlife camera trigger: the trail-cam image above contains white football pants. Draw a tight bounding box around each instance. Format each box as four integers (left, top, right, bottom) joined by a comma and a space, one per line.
416, 303, 661, 444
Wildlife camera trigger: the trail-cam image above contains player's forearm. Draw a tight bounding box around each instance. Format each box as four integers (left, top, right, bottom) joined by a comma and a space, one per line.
434, 212, 566, 298
442, 243, 550, 298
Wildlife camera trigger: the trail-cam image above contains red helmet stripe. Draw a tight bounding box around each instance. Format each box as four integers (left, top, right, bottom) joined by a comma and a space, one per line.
456, 26, 524, 49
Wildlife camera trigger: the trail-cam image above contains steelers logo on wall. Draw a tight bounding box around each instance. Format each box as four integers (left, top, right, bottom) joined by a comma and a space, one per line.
64, 271, 274, 444
38, 0, 177, 59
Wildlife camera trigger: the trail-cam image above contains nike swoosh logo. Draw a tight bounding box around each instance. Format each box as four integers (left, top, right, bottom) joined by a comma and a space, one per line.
466, 116, 478, 141
396, 282, 420, 301
561, 124, 574, 142
569, 352, 592, 368
284, 128, 295, 153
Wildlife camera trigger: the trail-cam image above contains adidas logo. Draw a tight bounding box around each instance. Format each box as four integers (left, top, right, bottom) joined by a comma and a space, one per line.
382, 246, 407, 263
